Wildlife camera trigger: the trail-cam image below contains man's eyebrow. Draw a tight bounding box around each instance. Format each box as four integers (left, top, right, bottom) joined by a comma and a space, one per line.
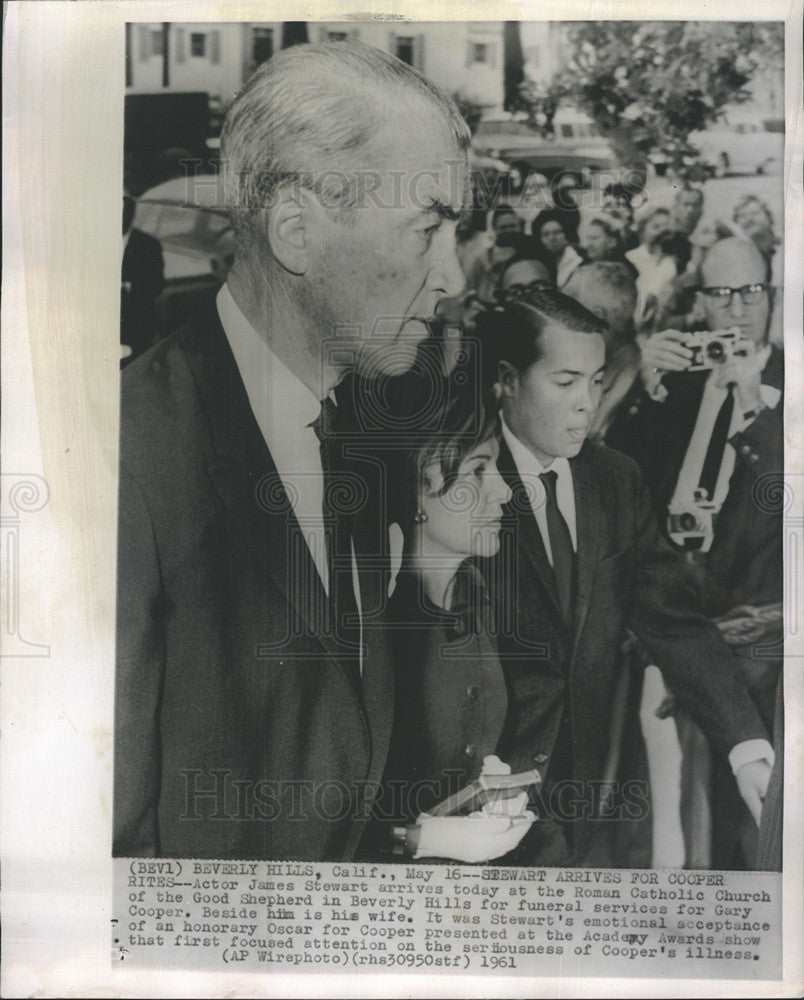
421, 198, 463, 221
550, 366, 606, 376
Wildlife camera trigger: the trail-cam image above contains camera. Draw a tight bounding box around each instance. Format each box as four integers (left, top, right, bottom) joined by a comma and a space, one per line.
667, 493, 719, 552
683, 328, 750, 371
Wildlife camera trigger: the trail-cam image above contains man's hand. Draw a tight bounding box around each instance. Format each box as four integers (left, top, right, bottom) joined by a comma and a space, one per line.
413, 755, 535, 862
714, 340, 770, 415
638, 329, 694, 377
413, 812, 535, 863
735, 759, 771, 827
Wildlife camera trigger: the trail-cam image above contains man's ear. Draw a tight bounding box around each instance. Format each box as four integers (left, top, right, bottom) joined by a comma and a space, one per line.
497, 360, 519, 397
267, 186, 316, 275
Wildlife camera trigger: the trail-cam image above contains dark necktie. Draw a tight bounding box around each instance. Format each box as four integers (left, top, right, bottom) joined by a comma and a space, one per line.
698, 382, 735, 502
539, 469, 576, 623
312, 397, 361, 686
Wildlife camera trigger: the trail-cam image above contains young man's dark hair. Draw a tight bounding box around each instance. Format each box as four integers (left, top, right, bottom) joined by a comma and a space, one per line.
489, 285, 608, 374
474, 283, 606, 397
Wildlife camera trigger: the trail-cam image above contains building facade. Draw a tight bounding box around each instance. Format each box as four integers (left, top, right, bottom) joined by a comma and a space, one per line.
125, 21, 512, 109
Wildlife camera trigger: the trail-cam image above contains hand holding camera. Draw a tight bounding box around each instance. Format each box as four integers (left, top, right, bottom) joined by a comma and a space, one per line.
638, 328, 694, 378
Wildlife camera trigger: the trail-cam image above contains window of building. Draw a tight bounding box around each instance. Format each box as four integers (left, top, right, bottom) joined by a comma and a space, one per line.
252, 28, 273, 67
190, 32, 206, 58
396, 36, 414, 66
560, 123, 573, 139
328, 31, 348, 41
472, 42, 488, 63
210, 29, 220, 65
151, 29, 163, 56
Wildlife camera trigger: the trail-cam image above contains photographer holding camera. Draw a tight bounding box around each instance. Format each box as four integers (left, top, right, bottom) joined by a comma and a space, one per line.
607, 236, 783, 870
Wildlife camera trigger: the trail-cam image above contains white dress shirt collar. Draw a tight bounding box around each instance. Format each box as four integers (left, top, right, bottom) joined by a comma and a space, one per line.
501, 417, 577, 559
217, 283, 322, 433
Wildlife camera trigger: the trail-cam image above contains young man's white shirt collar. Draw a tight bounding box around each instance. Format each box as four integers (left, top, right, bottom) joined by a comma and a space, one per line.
501, 416, 577, 564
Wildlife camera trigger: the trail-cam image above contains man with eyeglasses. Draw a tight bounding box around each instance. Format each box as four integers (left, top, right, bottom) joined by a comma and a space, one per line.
607, 236, 783, 871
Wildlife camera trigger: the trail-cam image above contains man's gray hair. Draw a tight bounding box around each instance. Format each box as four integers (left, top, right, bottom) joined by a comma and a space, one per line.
221, 40, 470, 246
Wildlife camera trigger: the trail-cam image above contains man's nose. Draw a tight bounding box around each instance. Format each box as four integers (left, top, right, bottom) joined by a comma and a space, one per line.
429, 242, 466, 299
729, 288, 746, 317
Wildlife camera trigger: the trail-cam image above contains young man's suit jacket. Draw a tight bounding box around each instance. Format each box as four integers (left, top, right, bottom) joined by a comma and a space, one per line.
114, 306, 394, 861
481, 437, 768, 862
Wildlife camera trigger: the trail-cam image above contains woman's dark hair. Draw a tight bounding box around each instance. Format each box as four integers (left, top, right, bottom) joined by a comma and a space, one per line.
400, 369, 499, 530
531, 208, 569, 243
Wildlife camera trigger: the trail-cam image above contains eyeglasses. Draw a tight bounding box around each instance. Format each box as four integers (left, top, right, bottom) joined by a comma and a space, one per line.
494, 279, 553, 304
702, 283, 768, 306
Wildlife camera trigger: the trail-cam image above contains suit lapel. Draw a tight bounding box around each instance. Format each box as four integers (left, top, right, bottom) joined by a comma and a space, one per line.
569, 446, 603, 660
178, 308, 347, 670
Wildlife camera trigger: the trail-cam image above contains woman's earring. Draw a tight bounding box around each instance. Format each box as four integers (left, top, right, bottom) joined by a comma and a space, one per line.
414, 508, 428, 524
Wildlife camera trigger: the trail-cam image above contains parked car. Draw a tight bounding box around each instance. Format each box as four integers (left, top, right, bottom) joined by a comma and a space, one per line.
687, 119, 784, 177
132, 175, 231, 335
134, 175, 229, 280
472, 111, 617, 191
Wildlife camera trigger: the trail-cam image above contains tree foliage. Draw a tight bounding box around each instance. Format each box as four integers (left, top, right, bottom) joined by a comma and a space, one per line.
517, 22, 784, 171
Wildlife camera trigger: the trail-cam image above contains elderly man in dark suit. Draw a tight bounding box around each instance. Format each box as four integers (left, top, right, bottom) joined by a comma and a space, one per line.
478, 287, 773, 867
114, 42, 471, 861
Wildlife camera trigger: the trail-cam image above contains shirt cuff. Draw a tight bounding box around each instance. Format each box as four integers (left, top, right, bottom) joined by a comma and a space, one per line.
728, 739, 775, 775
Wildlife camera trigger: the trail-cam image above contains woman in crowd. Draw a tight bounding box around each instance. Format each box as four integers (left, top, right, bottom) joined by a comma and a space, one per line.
626, 207, 679, 326
732, 194, 778, 284
532, 208, 584, 288
580, 212, 638, 278
549, 173, 583, 244
364, 371, 534, 863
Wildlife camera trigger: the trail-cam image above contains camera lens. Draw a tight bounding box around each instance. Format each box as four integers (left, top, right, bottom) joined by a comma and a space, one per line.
706, 340, 725, 363
679, 512, 698, 532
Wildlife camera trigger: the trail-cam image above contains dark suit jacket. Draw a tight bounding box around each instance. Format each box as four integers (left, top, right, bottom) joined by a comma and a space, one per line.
606, 346, 784, 615
114, 307, 394, 861
481, 437, 769, 862
121, 228, 165, 361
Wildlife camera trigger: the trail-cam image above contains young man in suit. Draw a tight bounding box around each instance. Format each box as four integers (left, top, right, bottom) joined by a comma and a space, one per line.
606, 237, 783, 869
114, 42, 475, 861
479, 287, 773, 867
